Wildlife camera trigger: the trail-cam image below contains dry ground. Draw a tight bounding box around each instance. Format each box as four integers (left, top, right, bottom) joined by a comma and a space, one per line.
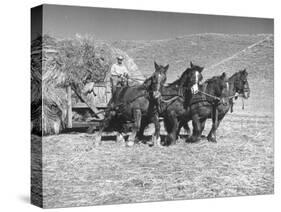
34, 34, 274, 208
40, 111, 273, 208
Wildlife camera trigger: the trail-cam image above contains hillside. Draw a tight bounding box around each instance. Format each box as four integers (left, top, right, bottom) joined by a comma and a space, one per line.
205, 35, 274, 115
110, 33, 274, 115
205, 35, 273, 79
109, 33, 271, 82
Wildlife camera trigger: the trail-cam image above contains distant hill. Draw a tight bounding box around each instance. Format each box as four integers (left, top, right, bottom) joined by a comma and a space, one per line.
205, 35, 273, 80
109, 33, 272, 82
204, 35, 274, 115
110, 33, 274, 115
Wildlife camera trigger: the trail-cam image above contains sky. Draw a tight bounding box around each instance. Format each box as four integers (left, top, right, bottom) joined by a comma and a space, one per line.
42, 4, 273, 41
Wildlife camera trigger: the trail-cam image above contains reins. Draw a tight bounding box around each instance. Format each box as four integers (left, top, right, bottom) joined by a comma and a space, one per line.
197, 90, 221, 101
102, 76, 146, 84
196, 90, 241, 104
160, 96, 180, 104
195, 78, 241, 104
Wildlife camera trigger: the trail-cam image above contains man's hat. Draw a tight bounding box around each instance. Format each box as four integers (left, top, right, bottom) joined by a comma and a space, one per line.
116, 55, 124, 60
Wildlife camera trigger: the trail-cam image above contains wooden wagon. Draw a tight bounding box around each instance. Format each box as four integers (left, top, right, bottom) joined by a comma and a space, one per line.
65, 73, 146, 132
66, 80, 112, 130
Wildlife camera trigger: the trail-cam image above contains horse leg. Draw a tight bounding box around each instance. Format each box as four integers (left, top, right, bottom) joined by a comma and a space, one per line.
136, 117, 149, 143
207, 107, 219, 143
207, 113, 225, 143
176, 121, 184, 139
93, 111, 114, 146
165, 111, 178, 145
177, 120, 190, 140
127, 109, 142, 147
151, 114, 161, 146
87, 125, 95, 134
187, 114, 201, 143
199, 118, 207, 138
116, 131, 126, 146
163, 116, 171, 146
93, 125, 105, 147
183, 122, 191, 136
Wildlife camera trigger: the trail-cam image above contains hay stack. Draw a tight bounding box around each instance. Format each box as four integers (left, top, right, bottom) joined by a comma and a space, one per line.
31, 34, 143, 136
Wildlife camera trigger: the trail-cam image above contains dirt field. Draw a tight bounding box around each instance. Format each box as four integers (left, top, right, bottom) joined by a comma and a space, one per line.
40, 110, 273, 208
33, 34, 274, 208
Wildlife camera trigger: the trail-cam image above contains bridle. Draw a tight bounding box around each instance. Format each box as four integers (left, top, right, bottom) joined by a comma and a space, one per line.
233, 76, 250, 98
145, 71, 167, 100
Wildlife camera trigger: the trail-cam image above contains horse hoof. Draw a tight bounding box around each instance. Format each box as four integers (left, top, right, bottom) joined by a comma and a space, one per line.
151, 136, 161, 147
147, 140, 154, 147
94, 134, 102, 142
207, 136, 217, 143
186, 136, 198, 143
164, 135, 175, 146
134, 137, 141, 145
127, 141, 134, 147
94, 141, 101, 147
156, 137, 161, 146
116, 134, 125, 144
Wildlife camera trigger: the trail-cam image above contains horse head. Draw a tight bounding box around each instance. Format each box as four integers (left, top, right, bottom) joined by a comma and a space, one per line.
144, 61, 169, 99
180, 61, 204, 94
204, 72, 229, 99
233, 69, 250, 99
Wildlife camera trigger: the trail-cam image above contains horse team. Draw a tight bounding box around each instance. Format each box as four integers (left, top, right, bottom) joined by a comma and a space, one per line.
92, 61, 250, 147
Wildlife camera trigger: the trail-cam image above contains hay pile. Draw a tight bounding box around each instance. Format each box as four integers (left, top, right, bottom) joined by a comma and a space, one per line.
31, 34, 144, 136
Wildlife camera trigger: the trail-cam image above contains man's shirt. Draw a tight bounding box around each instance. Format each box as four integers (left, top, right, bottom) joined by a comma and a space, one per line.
110, 63, 129, 77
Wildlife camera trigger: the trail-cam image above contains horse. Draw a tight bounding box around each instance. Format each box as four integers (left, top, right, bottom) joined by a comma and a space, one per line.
183, 69, 250, 143
93, 61, 169, 147
184, 72, 230, 143
136, 62, 204, 146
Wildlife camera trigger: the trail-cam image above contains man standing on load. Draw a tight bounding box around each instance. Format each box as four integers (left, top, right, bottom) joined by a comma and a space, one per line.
110, 55, 129, 94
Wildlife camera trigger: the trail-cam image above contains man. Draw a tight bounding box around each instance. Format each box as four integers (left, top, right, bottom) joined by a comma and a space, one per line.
110, 55, 129, 94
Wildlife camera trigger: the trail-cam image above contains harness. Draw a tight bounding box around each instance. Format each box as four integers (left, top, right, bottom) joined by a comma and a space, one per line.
190, 81, 240, 107
159, 86, 187, 106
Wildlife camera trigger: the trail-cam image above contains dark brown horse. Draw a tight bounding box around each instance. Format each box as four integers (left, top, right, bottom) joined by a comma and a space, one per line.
160, 70, 228, 145
186, 72, 229, 143
182, 69, 250, 143
136, 62, 204, 146
94, 62, 169, 147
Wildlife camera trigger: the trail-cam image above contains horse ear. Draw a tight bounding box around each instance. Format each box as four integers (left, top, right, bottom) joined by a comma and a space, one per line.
243, 69, 248, 76
190, 61, 194, 68
199, 67, 204, 73
163, 64, 169, 73
220, 72, 226, 80
154, 61, 159, 70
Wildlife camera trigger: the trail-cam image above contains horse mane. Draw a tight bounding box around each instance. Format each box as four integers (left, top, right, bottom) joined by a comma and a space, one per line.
229, 71, 240, 81
136, 75, 153, 91
143, 75, 152, 84
204, 75, 221, 84
167, 68, 190, 87
227, 71, 245, 87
